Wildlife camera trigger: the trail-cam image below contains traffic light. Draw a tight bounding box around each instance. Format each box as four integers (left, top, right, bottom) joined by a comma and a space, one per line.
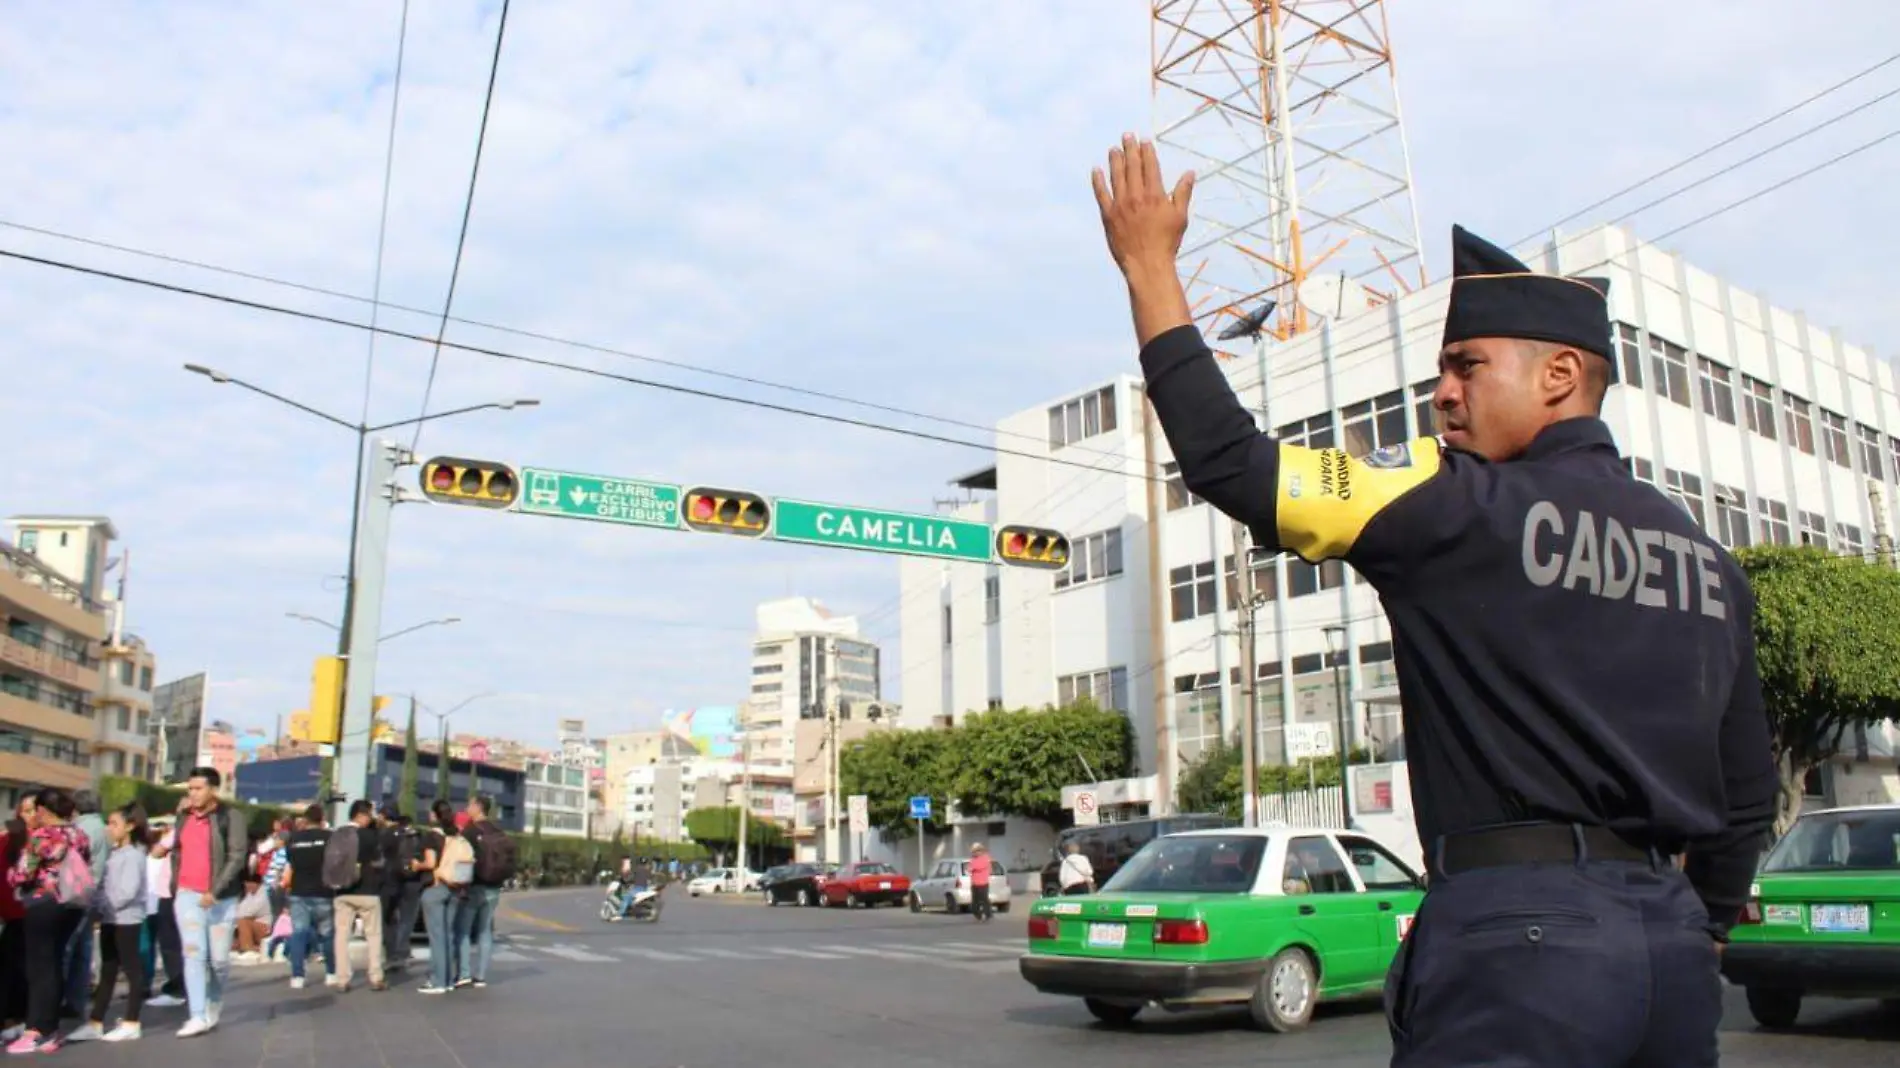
307, 656, 345, 745
419, 455, 518, 509
681, 486, 771, 537
995, 524, 1070, 569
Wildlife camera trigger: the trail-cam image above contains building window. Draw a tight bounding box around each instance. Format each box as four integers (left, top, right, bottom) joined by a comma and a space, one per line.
1055, 527, 1125, 589
1048, 386, 1118, 449
1340, 389, 1408, 457
16, 531, 35, 553
1781, 394, 1815, 455
1169, 561, 1218, 622
1276, 413, 1335, 449
1857, 425, 1886, 481
138, 666, 152, 691
1820, 410, 1852, 469
1286, 557, 1344, 598
1162, 461, 1199, 511
1613, 324, 1644, 388
1713, 486, 1751, 549
751, 663, 781, 675
1624, 457, 1656, 486
1665, 468, 1706, 529
1742, 377, 1776, 440
1892, 436, 1900, 486
1410, 380, 1439, 436
1647, 335, 1691, 407
1058, 667, 1130, 714
1837, 523, 1865, 558
1799, 511, 1828, 548
1360, 641, 1394, 664
1696, 357, 1736, 425
1759, 499, 1792, 546
1223, 553, 1280, 608
983, 576, 1000, 623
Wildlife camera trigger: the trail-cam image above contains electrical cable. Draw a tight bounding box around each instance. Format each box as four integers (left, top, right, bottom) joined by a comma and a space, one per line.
409, 0, 511, 452
359, 0, 411, 428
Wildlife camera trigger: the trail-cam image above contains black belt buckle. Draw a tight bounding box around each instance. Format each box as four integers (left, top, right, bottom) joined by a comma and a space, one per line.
1437, 823, 1653, 876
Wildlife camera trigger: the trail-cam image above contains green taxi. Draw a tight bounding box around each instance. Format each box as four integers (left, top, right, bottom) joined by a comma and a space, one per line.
1723, 803, 1900, 1027
1018, 826, 1424, 1031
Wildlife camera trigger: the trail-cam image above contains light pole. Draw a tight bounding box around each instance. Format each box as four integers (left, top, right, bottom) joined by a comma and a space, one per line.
413, 692, 497, 809
1217, 302, 1277, 828
185, 363, 534, 807
286, 612, 462, 643
1323, 624, 1352, 828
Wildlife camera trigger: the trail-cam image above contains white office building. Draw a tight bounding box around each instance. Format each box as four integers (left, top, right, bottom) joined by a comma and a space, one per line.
748, 597, 884, 769
899, 222, 1900, 820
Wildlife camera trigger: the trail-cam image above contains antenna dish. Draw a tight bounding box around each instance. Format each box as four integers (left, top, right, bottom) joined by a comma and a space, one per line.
1296, 273, 1372, 322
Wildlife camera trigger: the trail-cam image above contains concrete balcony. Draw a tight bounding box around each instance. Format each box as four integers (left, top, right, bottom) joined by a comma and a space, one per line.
0, 633, 99, 695
0, 547, 108, 642
0, 687, 95, 743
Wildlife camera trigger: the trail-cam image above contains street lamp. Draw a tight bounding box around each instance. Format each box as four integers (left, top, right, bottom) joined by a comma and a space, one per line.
186, 363, 534, 802
1322, 624, 1352, 828
414, 692, 499, 808
1216, 301, 1278, 830
285, 612, 461, 643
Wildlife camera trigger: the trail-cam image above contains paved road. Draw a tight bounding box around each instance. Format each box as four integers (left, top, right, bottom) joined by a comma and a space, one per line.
48, 887, 1899, 1067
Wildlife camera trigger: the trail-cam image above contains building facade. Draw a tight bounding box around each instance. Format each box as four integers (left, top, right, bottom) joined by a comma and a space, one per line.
619, 758, 742, 843
93, 633, 155, 781
523, 757, 590, 837
749, 596, 884, 771
151, 673, 211, 786
900, 222, 1900, 818
237, 744, 528, 831
0, 536, 109, 800
599, 728, 697, 837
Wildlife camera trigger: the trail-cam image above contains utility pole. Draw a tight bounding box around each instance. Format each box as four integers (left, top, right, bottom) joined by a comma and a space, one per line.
1870, 480, 1896, 570
826, 641, 844, 865
1233, 521, 1262, 828
334, 439, 409, 823
737, 702, 752, 882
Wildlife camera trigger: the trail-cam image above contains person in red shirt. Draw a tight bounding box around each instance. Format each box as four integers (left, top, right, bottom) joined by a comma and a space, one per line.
0, 796, 34, 1042
967, 844, 994, 924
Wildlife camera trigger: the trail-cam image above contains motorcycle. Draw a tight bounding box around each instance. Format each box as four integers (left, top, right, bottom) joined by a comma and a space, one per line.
600, 882, 663, 923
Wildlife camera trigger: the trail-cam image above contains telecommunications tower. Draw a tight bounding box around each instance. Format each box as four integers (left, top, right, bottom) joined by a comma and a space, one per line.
1152, 0, 1427, 346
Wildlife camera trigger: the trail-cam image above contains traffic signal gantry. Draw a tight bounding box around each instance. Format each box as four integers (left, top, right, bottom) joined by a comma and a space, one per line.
416, 455, 1067, 568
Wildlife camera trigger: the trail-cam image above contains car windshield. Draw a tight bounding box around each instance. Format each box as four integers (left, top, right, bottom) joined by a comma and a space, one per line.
1762, 809, 1900, 873
1100, 834, 1266, 894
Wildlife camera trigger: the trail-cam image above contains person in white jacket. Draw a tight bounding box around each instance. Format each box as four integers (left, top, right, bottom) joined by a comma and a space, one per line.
68, 805, 150, 1043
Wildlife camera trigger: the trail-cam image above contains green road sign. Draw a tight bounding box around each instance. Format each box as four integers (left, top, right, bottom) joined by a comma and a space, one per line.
518, 467, 681, 530
773, 499, 992, 563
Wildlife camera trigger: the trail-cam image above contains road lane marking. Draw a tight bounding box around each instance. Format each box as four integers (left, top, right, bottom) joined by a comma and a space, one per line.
618, 946, 698, 962
498, 906, 576, 932
540, 943, 618, 962
690, 947, 759, 960
816, 945, 926, 959
940, 941, 1016, 953
765, 947, 847, 960
934, 958, 1021, 976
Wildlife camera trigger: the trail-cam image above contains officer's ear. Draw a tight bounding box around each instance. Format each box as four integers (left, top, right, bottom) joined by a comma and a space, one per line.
1528, 341, 1590, 408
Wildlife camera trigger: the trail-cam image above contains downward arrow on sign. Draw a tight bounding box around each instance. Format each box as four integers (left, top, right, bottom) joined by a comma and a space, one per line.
569, 486, 589, 507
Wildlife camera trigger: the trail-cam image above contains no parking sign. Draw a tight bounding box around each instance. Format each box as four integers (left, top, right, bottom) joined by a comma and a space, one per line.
1074, 790, 1099, 826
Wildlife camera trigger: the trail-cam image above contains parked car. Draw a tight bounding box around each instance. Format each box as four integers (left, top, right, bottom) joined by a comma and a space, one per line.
1020, 826, 1424, 1031
1722, 803, 1900, 1027
821, 861, 911, 908
763, 863, 834, 907
910, 857, 1013, 914
1037, 813, 1233, 896
687, 867, 762, 896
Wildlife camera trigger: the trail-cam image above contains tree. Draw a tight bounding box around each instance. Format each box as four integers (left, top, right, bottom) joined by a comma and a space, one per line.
529, 808, 545, 870
1175, 743, 1242, 819
684, 806, 785, 860
1737, 545, 1900, 832
433, 730, 450, 805
398, 702, 420, 820
839, 725, 955, 837
947, 700, 1133, 826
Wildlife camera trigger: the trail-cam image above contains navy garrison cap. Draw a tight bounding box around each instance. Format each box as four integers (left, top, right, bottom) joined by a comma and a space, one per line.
1441, 224, 1615, 379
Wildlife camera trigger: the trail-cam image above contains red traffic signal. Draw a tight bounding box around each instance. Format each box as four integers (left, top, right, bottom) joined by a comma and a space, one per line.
996, 525, 1069, 569
420, 456, 518, 509
682, 487, 771, 537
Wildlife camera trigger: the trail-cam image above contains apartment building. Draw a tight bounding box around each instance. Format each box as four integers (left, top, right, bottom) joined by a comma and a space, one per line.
748, 596, 883, 769
94, 634, 155, 780
523, 756, 591, 837
899, 221, 1900, 818
0, 534, 109, 800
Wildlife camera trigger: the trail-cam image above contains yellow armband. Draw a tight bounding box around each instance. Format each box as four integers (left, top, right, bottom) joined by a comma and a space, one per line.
1276, 437, 1442, 561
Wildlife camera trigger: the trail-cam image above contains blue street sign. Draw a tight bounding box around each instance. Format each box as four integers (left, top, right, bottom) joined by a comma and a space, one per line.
909, 796, 932, 821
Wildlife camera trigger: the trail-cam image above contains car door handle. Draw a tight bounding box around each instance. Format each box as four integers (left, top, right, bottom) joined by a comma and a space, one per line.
1378, 901, 1393, 911
1298, 904, 1316, 916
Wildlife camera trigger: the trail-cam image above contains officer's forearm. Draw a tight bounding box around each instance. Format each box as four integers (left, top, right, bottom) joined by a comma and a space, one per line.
1138, 324, 1280, 540
1124, 262, 1193, 350
1685, 826, 1769, 938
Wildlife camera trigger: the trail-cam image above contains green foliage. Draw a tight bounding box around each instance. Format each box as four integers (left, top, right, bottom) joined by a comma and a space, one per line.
510, 832, 705, 886
398, 704, 421, 820
98, 776, 285, 841
945, 700, 1133, 827
1735, 545, 1900, 826
683, 806, 786, 855
1173, 745, 1374, 817
839, 726, 955, 837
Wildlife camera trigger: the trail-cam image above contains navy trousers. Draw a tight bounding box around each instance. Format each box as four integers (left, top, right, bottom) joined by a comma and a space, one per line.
1384, 852, 1723, 1067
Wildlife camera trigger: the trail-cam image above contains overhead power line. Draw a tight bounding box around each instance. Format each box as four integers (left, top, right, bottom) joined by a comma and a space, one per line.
359, 0, 412, 428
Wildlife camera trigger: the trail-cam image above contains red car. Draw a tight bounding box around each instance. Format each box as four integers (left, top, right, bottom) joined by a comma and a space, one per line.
821, 861, 911, 908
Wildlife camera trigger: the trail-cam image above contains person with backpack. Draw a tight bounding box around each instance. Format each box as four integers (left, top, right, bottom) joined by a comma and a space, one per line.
419, 800, 466, 995
162, 766, 249, 1038
63, 789, 108, 1021
452, 794, 515, 990
325, 801, 389, 993
378, 808, 423, 971
278, 805, 335, 990
5, 787, 92, 1054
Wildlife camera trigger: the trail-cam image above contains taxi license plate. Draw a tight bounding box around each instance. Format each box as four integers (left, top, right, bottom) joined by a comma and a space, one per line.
1087, 922, 1126, 949
879, 881, 891, 890
1810, 904, 1870, 933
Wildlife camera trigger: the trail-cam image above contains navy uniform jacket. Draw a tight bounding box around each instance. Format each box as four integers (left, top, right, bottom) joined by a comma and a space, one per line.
1141, 324, 1779, 934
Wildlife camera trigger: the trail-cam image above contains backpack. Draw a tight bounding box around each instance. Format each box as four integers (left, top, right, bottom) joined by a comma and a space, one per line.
438, 833, 475, 886
393, 828, 419, 877
469, 822, 517, 885
53, 841, 95, 908
321, 825, 360, 891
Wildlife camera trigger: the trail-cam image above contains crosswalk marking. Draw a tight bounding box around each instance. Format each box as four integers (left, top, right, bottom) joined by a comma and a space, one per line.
540, 944, 617, 962
765, 947, 848, 960
691, 947, 760, 960
816, 945, 926, 959
469, 939, 1021, 970
618, 946, 698, 962
942, 941, 1021, 953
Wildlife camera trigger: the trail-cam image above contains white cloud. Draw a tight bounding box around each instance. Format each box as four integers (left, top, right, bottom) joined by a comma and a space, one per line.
2, 1, 1897, 748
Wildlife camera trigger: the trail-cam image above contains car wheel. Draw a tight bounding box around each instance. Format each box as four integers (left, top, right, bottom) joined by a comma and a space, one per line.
1745, 987, 1802, 1029
1084, 998, 1142, 1028
945, 894, 958, 914
908, 892, 922, 913
801, 888, 817, 907
1250, 948, 1318, 1032
846, 892, 861, 909
995, 902, 1011, 913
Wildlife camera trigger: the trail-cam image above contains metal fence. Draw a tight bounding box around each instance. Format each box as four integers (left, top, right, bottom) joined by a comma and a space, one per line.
1259, 785, 1345, 828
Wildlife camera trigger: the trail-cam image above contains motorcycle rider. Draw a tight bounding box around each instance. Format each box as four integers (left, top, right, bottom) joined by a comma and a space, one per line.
618, 856, 654, 919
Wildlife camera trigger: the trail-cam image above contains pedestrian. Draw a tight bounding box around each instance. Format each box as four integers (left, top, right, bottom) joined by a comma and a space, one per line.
280, 804, 337, 990
1090, 135, 1778, 1067
966, 844, 993, 923
378, 807, 423, 971
1057, 842, 1095, 896
6, 787, 92, 1054
231, 876, 272, 961
329, 800, 389, 993
165, 766, 249, 1037
142, 819, 185, 1008
453, 795, 513, 989
418, 799, 464, 995
63, 789, 108, 1021
0, 796, 35, 1042
67, 803, 150, 1044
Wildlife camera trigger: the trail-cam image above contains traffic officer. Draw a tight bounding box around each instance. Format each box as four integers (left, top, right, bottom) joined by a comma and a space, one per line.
1091, 135, 1778, 1066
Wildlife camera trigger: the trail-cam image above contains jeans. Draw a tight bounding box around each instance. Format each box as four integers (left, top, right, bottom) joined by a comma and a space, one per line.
453, 886, 500, 983
61, 917, 93, 1019
172, 893, 235, 1022
146, 899, 185, 998
383, 881, 422, 964
618, 884, 649, 916
23, 900, 82, 1036
286, 896, 335, 980
419, 885, 456, 989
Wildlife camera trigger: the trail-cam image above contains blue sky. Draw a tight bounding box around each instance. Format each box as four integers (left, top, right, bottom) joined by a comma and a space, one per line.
2, 1, 1897, 746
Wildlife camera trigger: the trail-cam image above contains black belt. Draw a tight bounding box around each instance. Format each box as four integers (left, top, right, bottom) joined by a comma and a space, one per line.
1435, 823, 1658, 876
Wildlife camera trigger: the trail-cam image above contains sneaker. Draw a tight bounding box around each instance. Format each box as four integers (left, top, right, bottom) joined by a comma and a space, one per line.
177, 1018, 210, 1039
289, 977, 306, 990
417, 985, 449, 995
63, 1024, 102, 1043
323, 975, 342, 989
471, 980, 486, 989
145, 994, 185, 1009
0, 1027, 19, 1043
205, 1002, 221, 1029
4, 1031, 42, 1055
453, 978, 472, 989
101, 1024, 141, 1043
